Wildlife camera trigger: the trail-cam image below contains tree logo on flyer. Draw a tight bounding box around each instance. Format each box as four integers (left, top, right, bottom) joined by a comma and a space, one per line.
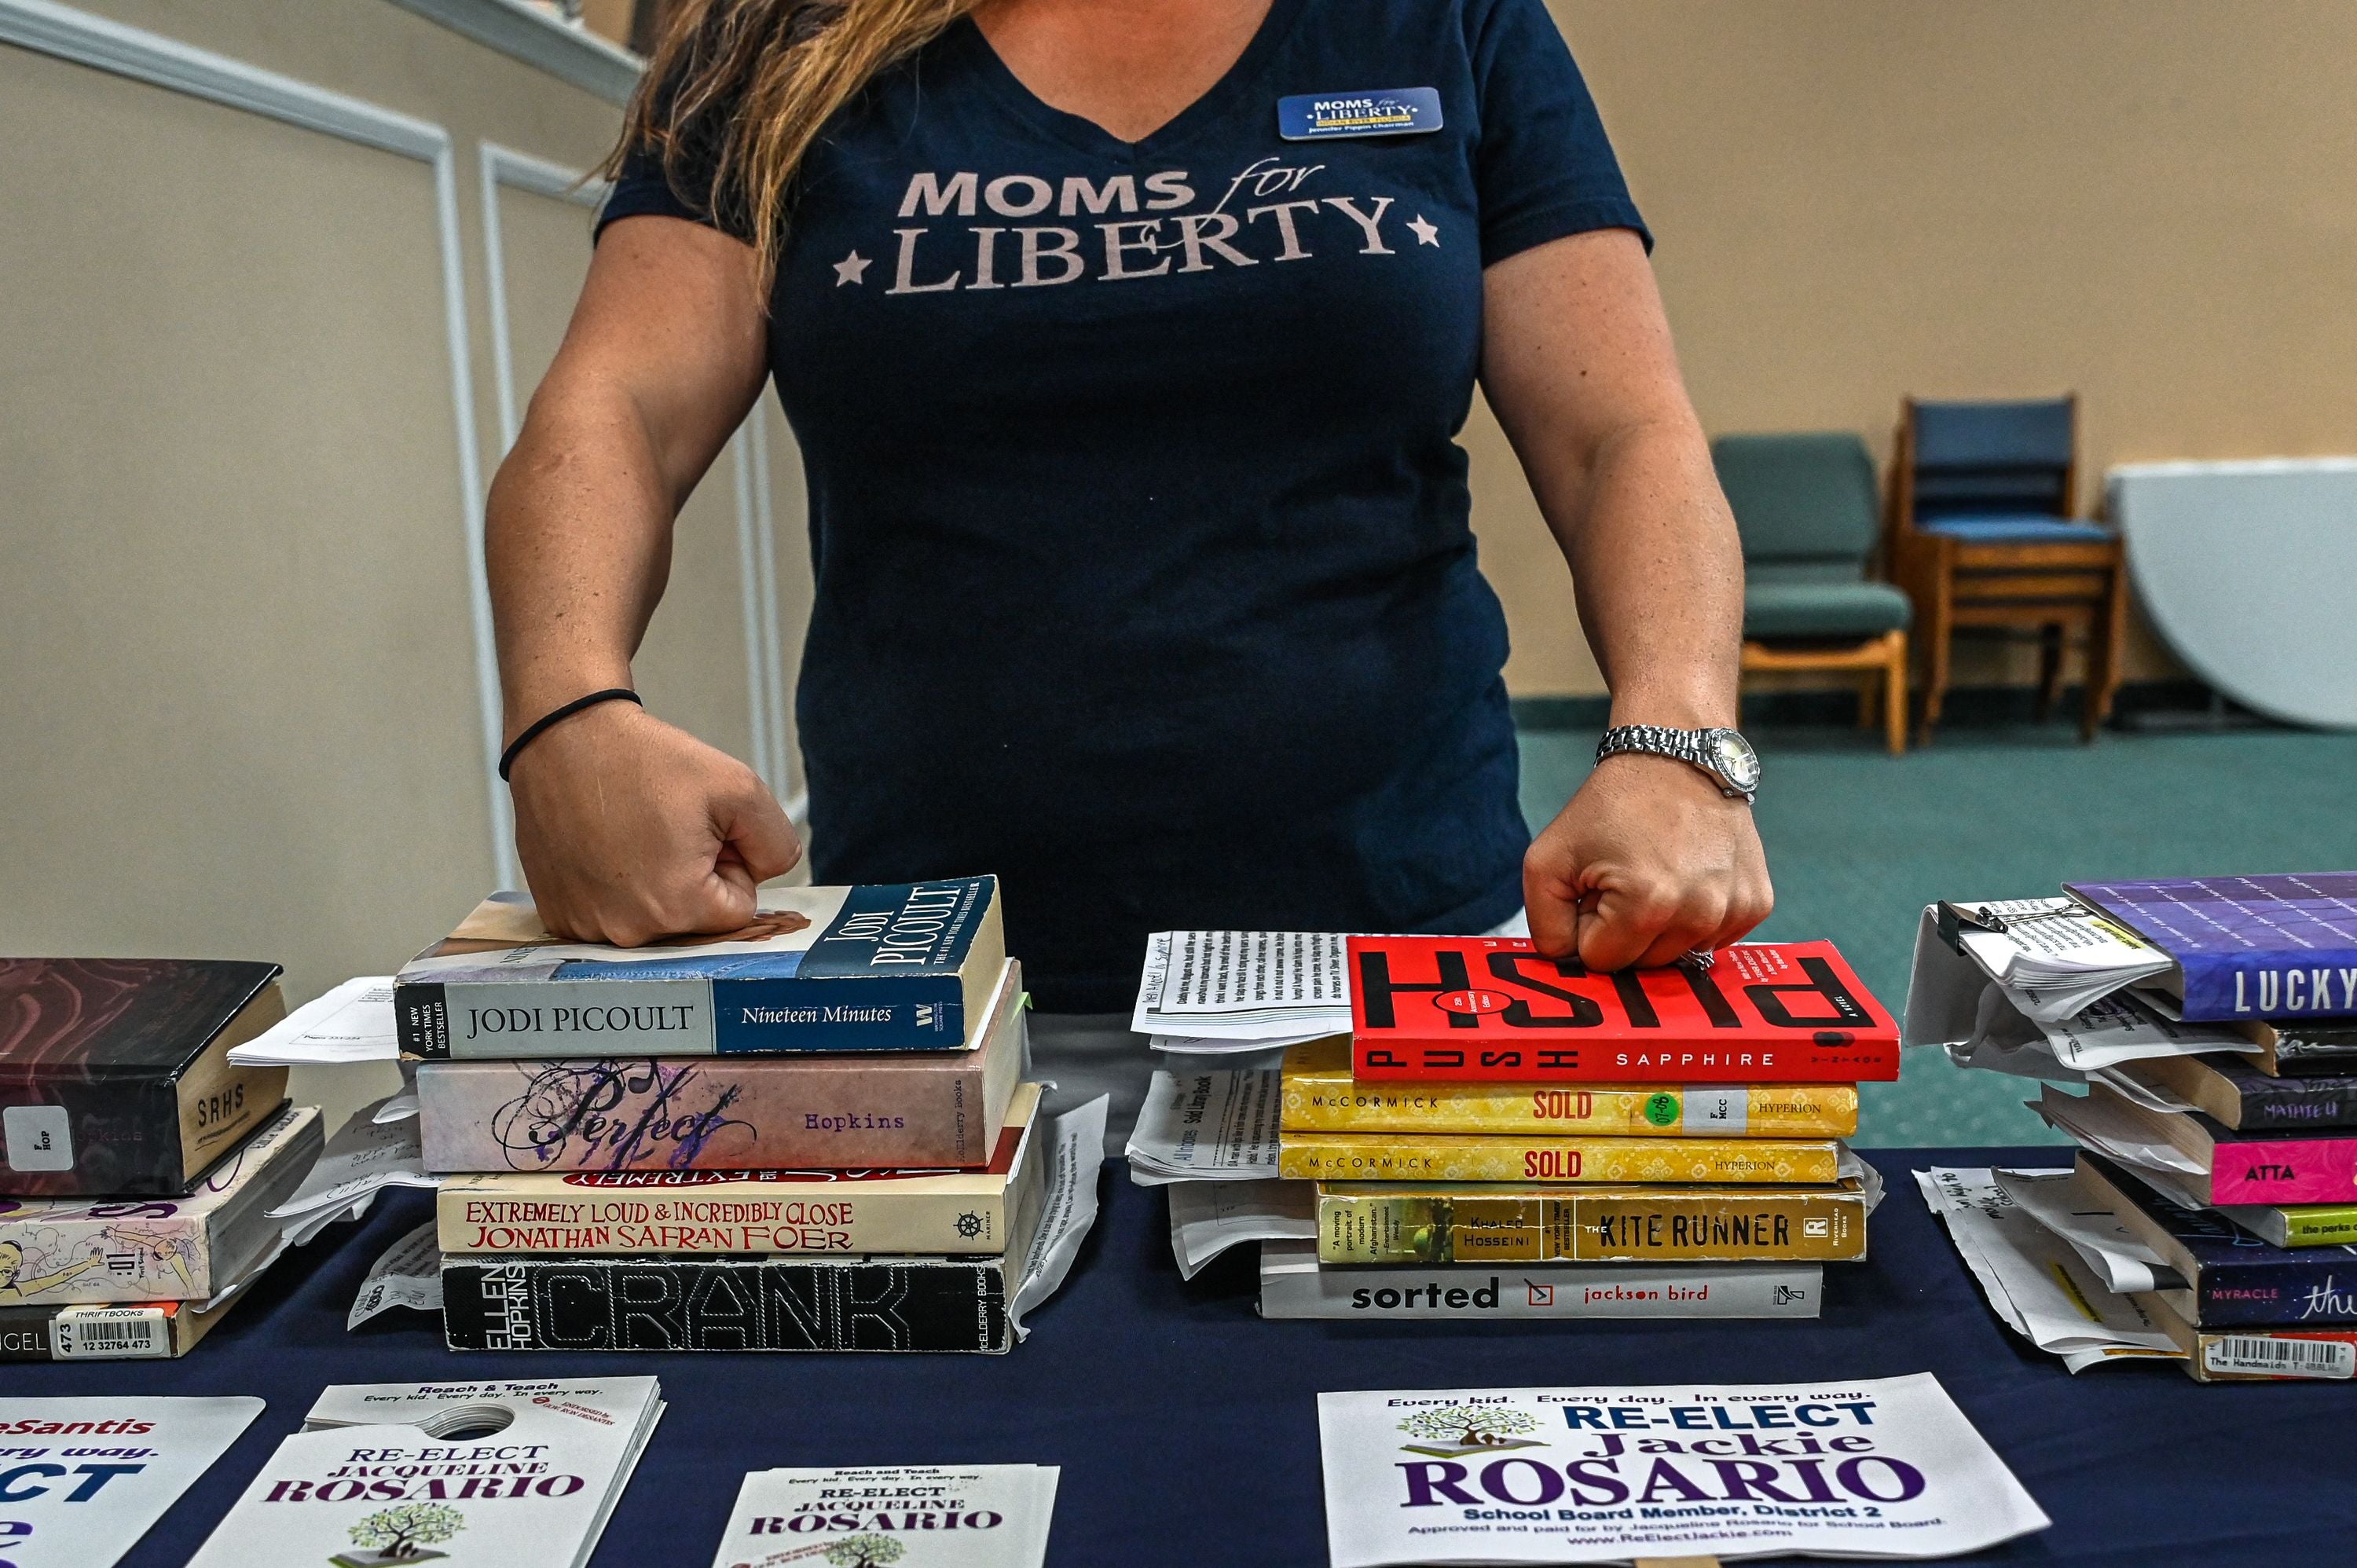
332, 1501, 464, 1566
824, 1537, 904, 1567
1433, 989, 1512, 1018
1396, 1405, 1545, 1459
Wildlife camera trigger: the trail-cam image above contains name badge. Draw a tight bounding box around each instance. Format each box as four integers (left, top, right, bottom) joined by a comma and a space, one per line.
1278, 86, 1442, 141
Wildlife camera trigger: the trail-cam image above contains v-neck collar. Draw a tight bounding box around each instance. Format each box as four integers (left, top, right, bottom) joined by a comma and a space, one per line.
950, 0, 1309, 163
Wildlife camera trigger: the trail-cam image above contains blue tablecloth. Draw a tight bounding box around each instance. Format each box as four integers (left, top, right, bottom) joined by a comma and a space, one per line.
16, 1149, 2355, 1566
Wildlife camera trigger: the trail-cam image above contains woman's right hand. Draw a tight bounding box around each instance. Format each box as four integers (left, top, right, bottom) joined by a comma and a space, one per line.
505, 699, 802, 946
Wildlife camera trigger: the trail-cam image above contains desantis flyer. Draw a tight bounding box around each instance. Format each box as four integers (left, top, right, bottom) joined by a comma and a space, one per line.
1318, 1374, 2048, 1565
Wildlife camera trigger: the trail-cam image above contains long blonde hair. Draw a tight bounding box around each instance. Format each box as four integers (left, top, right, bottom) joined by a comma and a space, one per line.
610, 0, 980, 291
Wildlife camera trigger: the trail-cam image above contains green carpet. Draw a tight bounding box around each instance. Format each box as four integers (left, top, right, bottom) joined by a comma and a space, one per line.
1515, 718, 2357, 1145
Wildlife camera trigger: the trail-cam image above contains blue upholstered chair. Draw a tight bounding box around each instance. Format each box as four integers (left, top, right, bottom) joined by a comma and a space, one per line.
1889, 395, 2128, 742
1714, 432, 1912, 755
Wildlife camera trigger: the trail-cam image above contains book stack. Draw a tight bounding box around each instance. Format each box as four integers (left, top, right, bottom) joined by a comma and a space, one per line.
1127, 932, 1901, 1320
395, 877, 1058, 1354
0, 959, 325, 1360
1910, 872, 2357, 1380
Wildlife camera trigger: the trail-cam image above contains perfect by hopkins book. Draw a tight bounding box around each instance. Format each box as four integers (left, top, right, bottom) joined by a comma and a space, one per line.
394, 878, 1003, 1058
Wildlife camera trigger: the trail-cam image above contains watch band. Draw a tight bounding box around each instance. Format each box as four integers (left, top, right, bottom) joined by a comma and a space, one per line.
1596, 724, 1756, 802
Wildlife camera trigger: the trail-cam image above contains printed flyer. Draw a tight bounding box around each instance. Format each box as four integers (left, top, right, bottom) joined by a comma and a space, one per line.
0, 1395, 262, 1568
1317, 1373, 2048, 1565
710, 1464, 1058, 1568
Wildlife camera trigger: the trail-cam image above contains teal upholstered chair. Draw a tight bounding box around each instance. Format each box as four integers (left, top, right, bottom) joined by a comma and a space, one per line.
1713, 432, 1913, 753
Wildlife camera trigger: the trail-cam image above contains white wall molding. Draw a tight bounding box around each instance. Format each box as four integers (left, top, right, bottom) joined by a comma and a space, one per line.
479, 142, 607, 452
1, 0, 514, 886
382, 0, 641, 106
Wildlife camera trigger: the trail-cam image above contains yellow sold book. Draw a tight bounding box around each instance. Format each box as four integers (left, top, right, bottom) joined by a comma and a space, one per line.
1317, 1179, 1871, 1264
1279, 1039, 1858, 1137
1274, 1131, 1842, 1184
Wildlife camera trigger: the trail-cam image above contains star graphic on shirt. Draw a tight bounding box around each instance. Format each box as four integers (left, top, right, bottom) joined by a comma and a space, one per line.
1407, 214, 1440, 247
833, 250, 871, 286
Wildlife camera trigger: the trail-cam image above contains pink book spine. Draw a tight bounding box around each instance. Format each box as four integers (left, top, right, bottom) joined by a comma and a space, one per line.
2207, 1139, 2357, 1204
418, 1056, 983, 1173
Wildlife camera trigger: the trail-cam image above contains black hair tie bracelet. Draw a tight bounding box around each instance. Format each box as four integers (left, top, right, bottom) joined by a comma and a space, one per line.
497, 688, 643, 782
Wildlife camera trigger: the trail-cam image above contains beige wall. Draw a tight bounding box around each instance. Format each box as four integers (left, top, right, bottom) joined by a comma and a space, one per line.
1476, 0, 2357, 695
0, 0, 808, 1129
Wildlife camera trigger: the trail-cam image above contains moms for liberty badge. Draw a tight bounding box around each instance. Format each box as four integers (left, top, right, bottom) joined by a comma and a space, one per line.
1278, 87, 1442, 140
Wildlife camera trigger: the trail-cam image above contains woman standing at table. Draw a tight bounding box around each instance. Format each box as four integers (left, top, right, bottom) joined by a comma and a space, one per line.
484, 0, 1771, 1130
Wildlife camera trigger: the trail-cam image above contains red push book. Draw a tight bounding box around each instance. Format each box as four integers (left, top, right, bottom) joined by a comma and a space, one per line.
1347, 938, 1899, 1083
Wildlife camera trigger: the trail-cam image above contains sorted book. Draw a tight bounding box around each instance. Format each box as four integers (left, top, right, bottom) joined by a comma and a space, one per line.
419, 959, 1025, 1172
1259, 1240, 1820, 1320
2075, 1152, 2357, 1326
2065, 874, 2357, 1020
1317, 1178, 1871, 1265
0, 958, 290, 1196
1275, 1130, 1843, 1185
1281, 1037, 1857, 1135
434, 1083, 1043, 1256
185, 1377, 662, 1568
2116, 1050, 2357, 1130
395, 878, 1003, 1058
0, 1105, 319, 1302
1347, 938, 1897, 1083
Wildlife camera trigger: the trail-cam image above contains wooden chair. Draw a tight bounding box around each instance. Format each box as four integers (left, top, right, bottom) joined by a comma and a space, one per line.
1888, 395, 2129, 742
1713, 433, 1912, 756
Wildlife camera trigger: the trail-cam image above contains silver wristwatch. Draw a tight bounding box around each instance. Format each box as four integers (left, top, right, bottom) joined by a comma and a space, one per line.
1596, 724, 1761, 803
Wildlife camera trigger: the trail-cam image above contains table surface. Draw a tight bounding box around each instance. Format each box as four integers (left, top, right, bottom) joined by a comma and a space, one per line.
17, 1148, 2355, 1568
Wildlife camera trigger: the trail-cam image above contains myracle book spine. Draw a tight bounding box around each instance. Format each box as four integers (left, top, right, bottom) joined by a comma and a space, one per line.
397, 877, 997, 1058
2064, 874, 2357, 1021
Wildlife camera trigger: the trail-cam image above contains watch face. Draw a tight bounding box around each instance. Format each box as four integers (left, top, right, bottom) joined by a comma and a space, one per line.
1709, 730, 1761, 793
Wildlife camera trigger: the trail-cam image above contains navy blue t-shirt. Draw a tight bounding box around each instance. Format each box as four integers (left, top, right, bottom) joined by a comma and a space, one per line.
600, 0, 1646, 1010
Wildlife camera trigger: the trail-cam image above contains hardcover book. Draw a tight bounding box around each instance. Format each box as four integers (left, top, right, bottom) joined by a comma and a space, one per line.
2064, 873, 2357, 1021
2117, 1051, 2357, 1130
418, 959, 1025, 1172
2077, 1152, 2357, 1327
185, 1378, 663, 1568
2132, 1290, 2357, 1383
2083, 1081, 2357, 1205
0, 958, 290, 1196
434, 1083, 1043, 1256
1346, 938, 1898, 1083
1259, 1241, 1822, 1321
1316, 1178, 1871, 1265
1281, 1037, 1857, 1136
0, 1104, 319, 1303
394, 877, 1003, 1058
1274, 1130, 1843, 1185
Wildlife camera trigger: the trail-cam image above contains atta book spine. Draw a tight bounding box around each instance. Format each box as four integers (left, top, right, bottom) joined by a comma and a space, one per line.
1274, 1133, 1842, 1185
440, 1252, 1017, 1352
1316, 1185, 1870, 1265
2201, 1132, 2357, 1205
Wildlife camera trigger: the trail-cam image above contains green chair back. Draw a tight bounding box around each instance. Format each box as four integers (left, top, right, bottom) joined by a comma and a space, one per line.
1711, 432, 1880, 569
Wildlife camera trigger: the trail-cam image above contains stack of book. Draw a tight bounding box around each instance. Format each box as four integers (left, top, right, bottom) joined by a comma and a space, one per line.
1912, 871, 2357, 1380
1129, 932, 1902, 1320
0, 959, 324, 1359
394, 877, 1057, 1353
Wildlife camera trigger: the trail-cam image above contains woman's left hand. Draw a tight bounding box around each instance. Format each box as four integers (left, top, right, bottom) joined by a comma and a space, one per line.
1522, 751, 1773, 971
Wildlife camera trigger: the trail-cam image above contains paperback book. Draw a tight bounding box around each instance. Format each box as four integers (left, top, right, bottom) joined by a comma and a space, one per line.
0, 958, 290, 1195
2065, 873, 2357, 1020
1347, 938, 1898, 1083
2134, 1290, 2357, 1382
2117, 1050, 2357, 1130
185, 1377, 663, 1568
0, 1104, 320, 1302
435, 1083, 1044, 1255
418, 958, 1025, 1171
395, 878, 1003, 1058
1274, 1130, 1844, 1185
2075, 1152, 2357, 1326
2055, 1082, 2357, 1205
1317, 1178, 1871, 1264
1281, 1037, 1857, 1135
1260, 1240, 1821, 1320
0, 1291, 247, 1361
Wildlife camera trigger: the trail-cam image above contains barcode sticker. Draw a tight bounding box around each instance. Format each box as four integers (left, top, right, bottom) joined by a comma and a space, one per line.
2204, 1335, 2355, 1379
53, 1306, 171, 1360
1686, 1088, 1748, 1135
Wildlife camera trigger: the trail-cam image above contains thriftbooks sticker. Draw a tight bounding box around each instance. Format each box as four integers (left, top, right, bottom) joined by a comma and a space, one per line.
1278, 88, 1442, 140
